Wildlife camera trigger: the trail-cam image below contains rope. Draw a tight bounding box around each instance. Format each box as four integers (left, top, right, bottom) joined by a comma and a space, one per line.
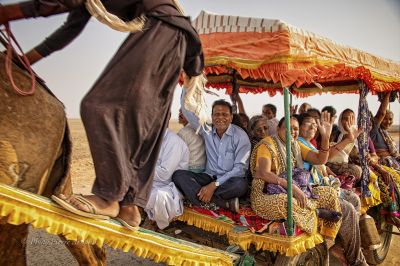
1, 23, 36, 96
85, 0, 146, 32
85, 0, 186, 32
172, 0, 185, 15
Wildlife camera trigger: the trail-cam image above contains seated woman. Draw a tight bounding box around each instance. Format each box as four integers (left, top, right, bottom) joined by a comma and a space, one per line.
298, 112, 377, 210
370, 92, 400, 170
245, 115, 269, 190
297, 113, 341, 191
326, 109, 363, 182
366, 136, 400, 226
250, 113, 342, 240
298, 113, 382, 255
248, 115, 269, 150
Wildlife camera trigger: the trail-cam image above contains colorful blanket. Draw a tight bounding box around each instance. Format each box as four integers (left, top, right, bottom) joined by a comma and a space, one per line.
189, 204, 303, 236
178, 205, 323, 256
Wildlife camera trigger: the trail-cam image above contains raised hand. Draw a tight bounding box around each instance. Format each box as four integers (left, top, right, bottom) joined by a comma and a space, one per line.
343, 115, 363, 141
290, 104, 298, 115
316, 111, 333, 139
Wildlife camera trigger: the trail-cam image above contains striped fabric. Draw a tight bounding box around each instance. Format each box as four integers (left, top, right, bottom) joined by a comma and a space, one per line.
193, 10, 287, 34
193, 10, 400, 95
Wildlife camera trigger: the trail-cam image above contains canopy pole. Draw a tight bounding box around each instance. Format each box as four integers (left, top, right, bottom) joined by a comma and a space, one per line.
283, 87, 294, 236
230, 70, 239, 114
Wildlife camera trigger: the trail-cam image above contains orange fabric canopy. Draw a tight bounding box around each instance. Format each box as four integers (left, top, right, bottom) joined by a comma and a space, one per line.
193, 11, 400, 96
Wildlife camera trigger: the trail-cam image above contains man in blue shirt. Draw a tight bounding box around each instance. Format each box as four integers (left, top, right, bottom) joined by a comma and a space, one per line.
173, 89, 251, 213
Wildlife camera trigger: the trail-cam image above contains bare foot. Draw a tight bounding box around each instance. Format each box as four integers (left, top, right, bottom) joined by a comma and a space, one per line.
316, 208, 342, 222
59, 194, 119, 217
330, 244, 348, 266
141, 217, 158, 231
117, 205, 142, 227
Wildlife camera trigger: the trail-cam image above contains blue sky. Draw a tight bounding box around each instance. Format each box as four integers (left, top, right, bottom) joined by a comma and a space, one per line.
2, 0, 400, 123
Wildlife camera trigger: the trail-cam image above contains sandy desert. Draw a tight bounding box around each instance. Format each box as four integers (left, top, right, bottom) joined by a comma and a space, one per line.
25, 119, 399, 265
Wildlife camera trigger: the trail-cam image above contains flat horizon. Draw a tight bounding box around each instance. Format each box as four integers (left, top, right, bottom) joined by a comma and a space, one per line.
67, 118, 400, 132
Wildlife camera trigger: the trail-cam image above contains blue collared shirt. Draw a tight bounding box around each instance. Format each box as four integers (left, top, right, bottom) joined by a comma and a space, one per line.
181, 90, 251, 185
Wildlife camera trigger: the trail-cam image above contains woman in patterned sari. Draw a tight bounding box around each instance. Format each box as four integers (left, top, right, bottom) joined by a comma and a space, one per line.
250, 113, 342, 239
298, 113, 382, 258
246, 115, 269, 188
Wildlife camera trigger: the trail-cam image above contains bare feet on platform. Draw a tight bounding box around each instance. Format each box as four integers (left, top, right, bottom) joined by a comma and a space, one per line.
316, 208, 342, 222
141, 217, 158, 231
329, 244, 348, 266
52, 194, 119, 220
115, 205, 142, 231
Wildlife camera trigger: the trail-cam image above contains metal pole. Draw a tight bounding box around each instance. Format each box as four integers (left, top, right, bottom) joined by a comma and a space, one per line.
230, 70, 239, 114
284, 87, 294, 236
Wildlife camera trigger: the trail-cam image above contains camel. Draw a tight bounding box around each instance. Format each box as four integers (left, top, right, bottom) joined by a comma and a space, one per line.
0, 52, 106, 265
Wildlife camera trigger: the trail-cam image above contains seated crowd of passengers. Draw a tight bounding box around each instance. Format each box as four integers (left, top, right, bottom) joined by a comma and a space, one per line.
145, 89, 399, 266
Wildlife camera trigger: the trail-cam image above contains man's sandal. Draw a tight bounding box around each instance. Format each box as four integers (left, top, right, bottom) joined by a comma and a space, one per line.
51, 194, 111, 220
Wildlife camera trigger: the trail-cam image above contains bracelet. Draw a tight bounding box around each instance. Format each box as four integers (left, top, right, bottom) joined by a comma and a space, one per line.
334, 145, 342, 152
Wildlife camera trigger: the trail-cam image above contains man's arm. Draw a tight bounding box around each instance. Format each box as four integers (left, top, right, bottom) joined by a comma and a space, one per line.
180, 88, 202, 132
0, 0, 84, 25
30, 6, 91, 60
1, 1, 91, 63
375, 92, 390, 124
154, 133, 189, 183
230, 93, 246, 114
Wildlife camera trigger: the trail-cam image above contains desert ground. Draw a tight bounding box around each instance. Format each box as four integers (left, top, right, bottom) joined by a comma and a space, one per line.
26, 119, 399, 265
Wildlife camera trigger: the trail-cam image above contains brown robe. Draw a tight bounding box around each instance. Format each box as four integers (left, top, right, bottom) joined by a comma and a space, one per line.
21, 0, 204, 207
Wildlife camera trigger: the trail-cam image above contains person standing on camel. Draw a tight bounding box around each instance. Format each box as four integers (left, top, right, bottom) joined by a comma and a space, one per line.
0, 0, 204, 229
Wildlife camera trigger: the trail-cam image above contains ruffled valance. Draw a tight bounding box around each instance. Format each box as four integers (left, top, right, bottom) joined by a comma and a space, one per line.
0, 184, 236, 266
194, 11, 400, 95
178, 207, 324, 257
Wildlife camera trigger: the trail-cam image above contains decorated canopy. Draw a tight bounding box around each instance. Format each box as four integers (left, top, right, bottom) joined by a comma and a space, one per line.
193, 11, 400, 96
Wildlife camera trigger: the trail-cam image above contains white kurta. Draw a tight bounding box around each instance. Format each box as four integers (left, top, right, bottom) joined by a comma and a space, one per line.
145, 129, 189, 229
177, 124, 206, 172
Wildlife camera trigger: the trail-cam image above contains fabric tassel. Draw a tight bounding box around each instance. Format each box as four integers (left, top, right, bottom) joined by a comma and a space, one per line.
85, 0, 146, 33
183, 74, 211, 133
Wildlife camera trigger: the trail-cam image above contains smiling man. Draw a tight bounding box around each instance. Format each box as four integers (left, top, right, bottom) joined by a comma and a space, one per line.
172, 89, 251, 213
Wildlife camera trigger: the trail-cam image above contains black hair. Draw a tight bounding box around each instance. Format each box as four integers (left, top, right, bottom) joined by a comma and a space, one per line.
278, 116, 298, 128
232, 114, 245, 131
212, 99, 233, 114
342, 108, 354, 116
239, 113, 250, 126
297, 113, 315, 126
321, 106, 337, 117
263, 104, 277, 115
306, 108, 321, 117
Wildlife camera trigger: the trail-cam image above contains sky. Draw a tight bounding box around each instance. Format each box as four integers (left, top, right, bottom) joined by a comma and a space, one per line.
2, 0, 400, 124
